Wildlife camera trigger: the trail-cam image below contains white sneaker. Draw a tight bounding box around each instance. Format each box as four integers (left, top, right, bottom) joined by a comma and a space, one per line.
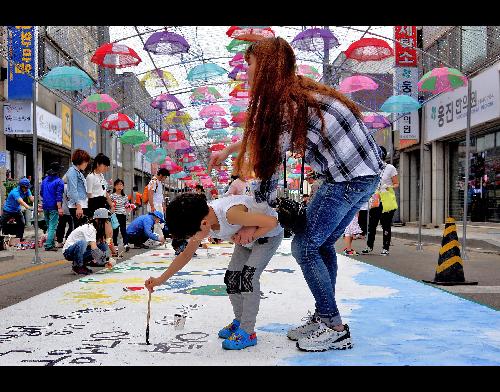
380, 249, 389, 256
287, 311, 322, 341
124, 244, 130, 252
296, 323, 353, 352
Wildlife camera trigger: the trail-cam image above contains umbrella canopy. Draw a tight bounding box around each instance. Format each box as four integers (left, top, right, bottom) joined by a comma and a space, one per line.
229, 105, 246, 114
345, 38, 393, 61
338, 75, 379, 93
138, 141, 157, 155
91, 43, 141, 68
41, 66, 93, 90
183, 160, 200, 168
167, 139, 190, 151
187, 63, 227, 82
209, 143, 226, 152
226, 26, 275, 42
189, 86, 222, 105
145, 148, 167, 163
205, 117, 230, 129
101, 113, 135, 131
140, 69, 178, 89
228, 97, 249, 107
182, 153, 197, 163
160, 161, 183, 174
207, 128, 228, 139
151, 93, 184, 112
171, 170, 188, 179
297, 64, 321, 81
199, 104, 227, 118
161, 129, 185, 142
229, 52, 245, 67
380, 95, 421, 113
188, 165, 205, 172
230, 82, 250, 98
363, 114, 391, 129
143, 31, 190, 55
163, 110, 192, 126
231, 135, 241, 143
291, 28, 339, 51
228, 63, 249, 80
226, 39, 251, 53
231, 128, 244, 136
418, 67, 468, 94
180, 175, 193, 181
119, 130, 148, 145
231, 112, 247, 124
80, 93, 119, 113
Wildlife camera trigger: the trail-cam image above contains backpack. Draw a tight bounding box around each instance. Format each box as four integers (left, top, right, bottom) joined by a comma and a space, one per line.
143, 179, 158, 204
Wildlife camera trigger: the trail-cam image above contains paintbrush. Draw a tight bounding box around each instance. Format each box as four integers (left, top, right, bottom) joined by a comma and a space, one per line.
146, 290, 152, 345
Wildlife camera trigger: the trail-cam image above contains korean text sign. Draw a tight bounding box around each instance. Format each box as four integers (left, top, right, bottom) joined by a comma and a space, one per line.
7, 26, 35, 100
395, 26, 417, 67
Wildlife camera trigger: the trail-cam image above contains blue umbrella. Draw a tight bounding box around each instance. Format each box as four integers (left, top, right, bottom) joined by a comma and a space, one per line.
380, 95, 421, 113
41, 66, 93, 90
187, 63, 227, 81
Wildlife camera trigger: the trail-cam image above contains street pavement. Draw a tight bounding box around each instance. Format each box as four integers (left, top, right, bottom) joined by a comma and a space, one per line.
0, 238, 499, 366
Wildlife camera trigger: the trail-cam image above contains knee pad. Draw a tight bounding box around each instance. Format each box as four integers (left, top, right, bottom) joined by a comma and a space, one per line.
224, 270, 241, 294
240, 266, 257, 293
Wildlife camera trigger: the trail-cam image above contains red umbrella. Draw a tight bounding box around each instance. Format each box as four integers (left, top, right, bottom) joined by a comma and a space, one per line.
188, 165, 205, 172
182, 153, 197, 163
231, 112, 247, 124
209, 143, 226, 152
161, 129, 185, 142
226, 26, 275, 42
101, 113, 135, 131
230, 82, 250, 98
345, 38, 393, 62
205, 117, 229, 129
91, 43, 142, 68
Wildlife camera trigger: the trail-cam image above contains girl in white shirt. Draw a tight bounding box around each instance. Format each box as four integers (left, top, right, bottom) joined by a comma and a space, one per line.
86, 153, 114, 217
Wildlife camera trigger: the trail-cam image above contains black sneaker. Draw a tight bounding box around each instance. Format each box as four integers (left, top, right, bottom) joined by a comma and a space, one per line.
72, 266, 92, 275
361, 247, 373, 254
44, 247, 58, 252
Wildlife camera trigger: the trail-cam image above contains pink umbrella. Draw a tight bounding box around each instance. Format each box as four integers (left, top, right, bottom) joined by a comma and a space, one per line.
363, 114, 391, 129
229, 52, 245, 67
417, 67, 468, 94
228, 97, 249, 107
182, 153, 197, 163
138, 141, 157, 154
151, 93, 184, 112
167, 139, 190, 151
231, 112, 247, 124
80, 93, 119, 113
188, 165, 205, 172
231, 135, 241, 143
338, 75, 379, 94
199, 104, 227, 118
205, 117, 230, 129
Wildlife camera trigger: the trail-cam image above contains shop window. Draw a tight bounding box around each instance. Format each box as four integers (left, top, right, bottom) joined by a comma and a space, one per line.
496, 131, 500, 147
476, 136, 485, 152
484, 133, 495, 150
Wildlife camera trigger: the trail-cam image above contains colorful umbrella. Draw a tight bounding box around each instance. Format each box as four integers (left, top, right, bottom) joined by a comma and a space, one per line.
182, 153, 197, 163
188, 165, 205, 172
417, 67, 468, 94
91, 43, 141, 68
140, 69, 178, 89
231, 135, 241, 143
209, 143, 226, 152
171, 171, 188, 179
228, 97, 249, 107
291, 28, 339, 51
160, 161, 183, 174
229, 52, 245, 67
231, 128, 244, 136
161, 129, 185, 142
143, 31, 190, 55
167, 139, 190, 151
145, 148, 167, 163
151, 94, 184, 112
338, 75, 379, 94
183, 160, 200, 168
187, 63, 227, 82
199, 105, 227, 118
228, 64, 249, 80
297, 64, 321, 81
119, 130, 148, 145
139, 141, 157, 155
207, 129, 228, 139
205, 117, 230, 129
226, 26, 275, 42
380, 95, 421, 113
226, 39, 251, 53
41, 66, 93, 90
189, 86, 222, 105
345, 38, 393, 62
363, 115, 391, 129
80, 93, 119, 112
163, 110, 192, 126
230, 82, 250, 98
101, 113, 135, 131
229, 105, 246, 114
231, 112, 247, 124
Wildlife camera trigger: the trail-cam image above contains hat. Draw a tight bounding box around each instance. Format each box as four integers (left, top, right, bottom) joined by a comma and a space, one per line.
150, 210, 165, 223
49, 162, 62, 173
19, 178, 30, 187
93, 208, 111, 219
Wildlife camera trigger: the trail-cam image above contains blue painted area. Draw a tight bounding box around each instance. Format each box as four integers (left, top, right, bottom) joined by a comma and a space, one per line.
155, 278, 194, 292
257, 323, 295, 335
279, 264, 500, 366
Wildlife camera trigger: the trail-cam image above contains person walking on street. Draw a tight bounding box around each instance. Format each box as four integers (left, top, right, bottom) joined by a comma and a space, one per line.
40, 162, 64, 251
66, 149, 91, 229
55, 180, 73, 248
362, 146, 399, 256
111, 179, 130, 253
86, 153, 114, 217
147, 168, 169, 215
1, 177, 34, 246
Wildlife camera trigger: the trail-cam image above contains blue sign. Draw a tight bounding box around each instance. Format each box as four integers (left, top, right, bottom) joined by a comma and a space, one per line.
7, 26, 35, 100
72, 110, 98, 157
0, 152, 6, 168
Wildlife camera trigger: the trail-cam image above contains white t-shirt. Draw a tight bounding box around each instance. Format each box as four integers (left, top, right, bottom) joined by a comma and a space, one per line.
379, 163, 398, 191
86, 172, 108, 198
147, 177, 164, 211
63, 223, 97, 251
208, 195, 283, 246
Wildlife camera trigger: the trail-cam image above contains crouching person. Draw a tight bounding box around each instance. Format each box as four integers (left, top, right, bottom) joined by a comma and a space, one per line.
145, 193, 284, 351
126, 211, 165, 249
62, 208, 110, 275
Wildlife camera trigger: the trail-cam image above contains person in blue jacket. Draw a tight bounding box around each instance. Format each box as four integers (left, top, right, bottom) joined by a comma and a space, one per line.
126, 211, 166, 249
40, 162, 65, 251
1, 177, 34, 244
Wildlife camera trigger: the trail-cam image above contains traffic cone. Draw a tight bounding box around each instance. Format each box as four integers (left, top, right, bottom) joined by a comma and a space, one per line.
422, 217, 478, 286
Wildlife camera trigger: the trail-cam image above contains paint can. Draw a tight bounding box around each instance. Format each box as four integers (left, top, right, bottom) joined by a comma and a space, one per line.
173, 313, 187, 330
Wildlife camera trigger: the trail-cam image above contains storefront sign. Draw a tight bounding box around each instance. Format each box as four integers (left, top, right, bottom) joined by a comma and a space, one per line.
37, 106, 62, 145
395, 26, 417, 67
425, 63, 500, 142
61, 103, 72, 149
3, 102, 32, 135
7, 26, 36, 100
73, 110, 98, 157
0, 152, 7, 168
394, 67, 420, 144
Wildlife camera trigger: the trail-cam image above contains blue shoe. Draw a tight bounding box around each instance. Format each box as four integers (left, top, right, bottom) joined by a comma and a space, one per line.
222, 327, 257, 350
218, 319, 240, 339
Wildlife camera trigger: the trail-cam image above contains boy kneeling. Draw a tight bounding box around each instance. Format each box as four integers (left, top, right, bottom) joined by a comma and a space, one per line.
145, 194, 283, 350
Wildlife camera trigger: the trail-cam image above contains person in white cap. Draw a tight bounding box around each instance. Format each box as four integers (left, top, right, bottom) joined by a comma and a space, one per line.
62, 208, 111, 275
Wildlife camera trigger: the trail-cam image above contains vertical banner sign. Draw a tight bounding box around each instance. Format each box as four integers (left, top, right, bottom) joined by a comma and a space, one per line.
3, 102, 32, 134
73, 110, 98, 157
7, 26, 35, 100
394, 26, 419, 147
61, 103, 72, 148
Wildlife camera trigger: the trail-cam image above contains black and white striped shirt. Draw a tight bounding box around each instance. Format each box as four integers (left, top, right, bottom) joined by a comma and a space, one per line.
111, 193, 128, 215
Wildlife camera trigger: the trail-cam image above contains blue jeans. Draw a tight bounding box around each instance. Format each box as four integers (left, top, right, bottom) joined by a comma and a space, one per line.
63, 240, 108, 268
43, 209, 59, 249
291, 175, 379, 325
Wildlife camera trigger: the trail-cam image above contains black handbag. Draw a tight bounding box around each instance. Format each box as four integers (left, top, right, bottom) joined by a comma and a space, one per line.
276, 156, 307, 233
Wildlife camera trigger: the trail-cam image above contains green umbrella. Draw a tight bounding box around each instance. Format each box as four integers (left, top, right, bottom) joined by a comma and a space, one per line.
41, 66, 93, 91
417, 67, 468, 94
144, 148, 167, 163
119, 130, 148, 145
226, 39, 251, 53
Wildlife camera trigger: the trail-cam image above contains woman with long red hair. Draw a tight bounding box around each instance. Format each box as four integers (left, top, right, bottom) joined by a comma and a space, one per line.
209, 37, 384, 352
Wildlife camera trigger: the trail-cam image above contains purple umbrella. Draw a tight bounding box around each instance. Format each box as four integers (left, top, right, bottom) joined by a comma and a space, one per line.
291, 28, 339, 51
228, 64, 248, 80
143, 31, 190, 55
151, 93, 184, 112
363, 114, 391, 129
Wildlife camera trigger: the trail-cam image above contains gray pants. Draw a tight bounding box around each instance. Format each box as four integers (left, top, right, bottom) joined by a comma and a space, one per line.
224, 233, 284, 333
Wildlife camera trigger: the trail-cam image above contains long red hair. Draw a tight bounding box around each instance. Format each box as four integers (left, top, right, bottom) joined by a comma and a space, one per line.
236, 37, 362, 180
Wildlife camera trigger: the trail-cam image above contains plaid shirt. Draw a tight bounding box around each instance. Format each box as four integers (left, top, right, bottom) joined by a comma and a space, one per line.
253, 94, 384, 206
